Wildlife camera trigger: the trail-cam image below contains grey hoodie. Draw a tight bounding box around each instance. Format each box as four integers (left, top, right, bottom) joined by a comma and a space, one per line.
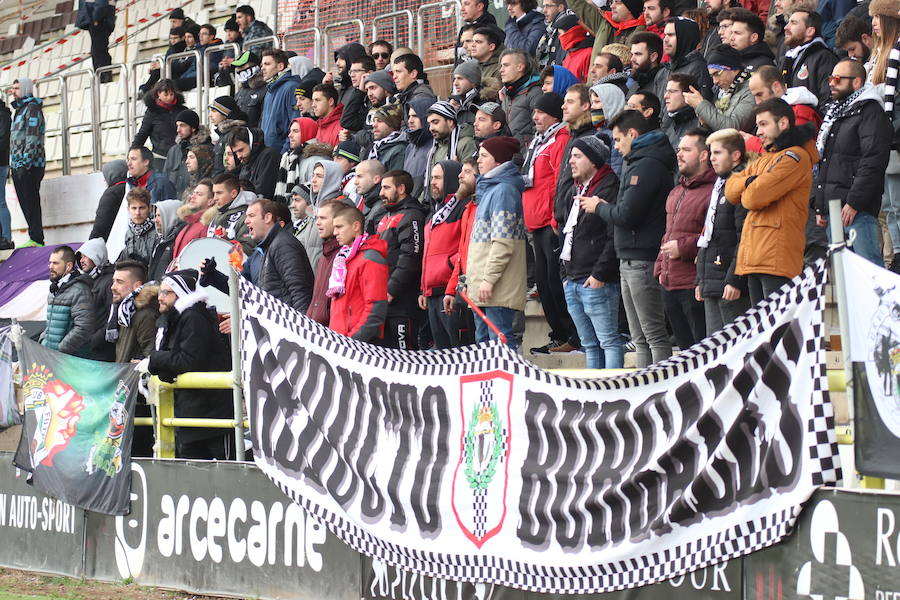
311, 159, 345, 205
101, 160, 128, 186
154, 199, 184, 239
76, 237, 109, 270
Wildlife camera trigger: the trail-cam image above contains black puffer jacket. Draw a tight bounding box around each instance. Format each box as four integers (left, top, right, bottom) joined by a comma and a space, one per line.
255, 224, 314, 312
781, 39, 838, 111
696, 173, 748, 297
132, 91, 186, 158
239, 128, 280, 200
595, 130, 676, 261
563, 166, 620, 283
812, 85, 891, 218
212, 119, 246, 177
375, 195, 427, 318
235, 79, 267, 129
662, 106, 699, 151
149, 292, 232, 444
740, 42, 775, 70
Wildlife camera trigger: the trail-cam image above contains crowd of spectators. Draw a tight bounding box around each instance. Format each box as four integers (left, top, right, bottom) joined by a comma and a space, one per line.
3, 0, 899, 458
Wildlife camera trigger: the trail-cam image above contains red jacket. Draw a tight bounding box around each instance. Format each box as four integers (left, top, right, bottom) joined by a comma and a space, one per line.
745, 103, 822, 153
445, 200, 478, 296
654, 167, 716, 290
421, 195, 471, 296
307, 236, 340, 325
523, 126, 570, 231
560, 25, 594, 82
316, 104, 345, 148
173, 210, 207, 259
329, 236, 389, 341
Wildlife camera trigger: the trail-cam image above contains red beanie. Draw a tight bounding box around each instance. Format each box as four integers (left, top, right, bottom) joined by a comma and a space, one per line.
480, 136, 521, 164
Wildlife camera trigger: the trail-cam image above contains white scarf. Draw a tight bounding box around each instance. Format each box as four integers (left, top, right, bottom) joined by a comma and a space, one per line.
368, 130, 404, 160
561, 180, 589, 261
697, 176, 726, 249
431, 194, 461, 226
522, 121, 566, 188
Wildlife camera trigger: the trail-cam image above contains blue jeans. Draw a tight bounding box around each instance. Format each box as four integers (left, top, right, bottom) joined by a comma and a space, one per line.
884, 173, 900, 254
474, 306, 519, 351
827, 211, 883, 268
564, 280, 624, 369
0, 166, 10, 240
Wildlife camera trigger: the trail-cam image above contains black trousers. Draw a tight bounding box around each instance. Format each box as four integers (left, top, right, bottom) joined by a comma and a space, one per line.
532, 226, 578, 345
747, 273, 791, 306
661, 288, 706, 350
11, 166, 44, 244
88, 23, 112, 74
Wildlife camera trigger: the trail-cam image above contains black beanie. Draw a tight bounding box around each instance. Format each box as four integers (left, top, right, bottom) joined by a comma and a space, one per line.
176, 109, 200, 130
533, 92, 564, 120
707, 44, 743, 71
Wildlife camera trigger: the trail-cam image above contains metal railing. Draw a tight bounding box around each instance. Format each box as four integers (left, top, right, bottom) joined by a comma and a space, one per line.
372, 9, 415, 50
202, 41, 241, 116
92, 64, 131, 167
128, 54, 164, 135
323, 19, 365, 70
282, 27, 323, 67
243, 34, 280, 54
163, 48, 203, 111
33, 75, 66, 174
416, 0, 462, 62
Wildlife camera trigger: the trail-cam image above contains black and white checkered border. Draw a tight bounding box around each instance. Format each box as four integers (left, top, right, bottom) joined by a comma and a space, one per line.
258, 456, 799, 594
238, 262, 841, 592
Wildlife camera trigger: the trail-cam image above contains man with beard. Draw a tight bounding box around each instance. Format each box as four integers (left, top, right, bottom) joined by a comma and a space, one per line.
812, 59, 890, 266
274, 116, 318, 204
443, 158, 479, 347
145, 271, 233, 460
426, 102, 477, 184
781, 8, 838, 109
367, 104, 408, 172
628, 32, 669, 101
331, 42, 368, 107
654, 129, 715, 349
356, 160, 386, 234
835, 16, 872, 62
42, 245, 92, 356
419, 160, 470, 349
663, 17, 714, 101
376, 170, 427, 349
75, 238, 115, 360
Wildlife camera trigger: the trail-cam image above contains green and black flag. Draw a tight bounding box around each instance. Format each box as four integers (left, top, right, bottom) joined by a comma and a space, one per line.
13, 337, 140, 515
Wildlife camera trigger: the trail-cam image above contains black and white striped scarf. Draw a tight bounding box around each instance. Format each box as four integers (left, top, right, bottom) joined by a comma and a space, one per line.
522, 121, 566, 188
431, 194, 461, 226
885, 35, 900, 114
368, 130, 404, 161
104, 285, 142, 343
816, 86, 865, 156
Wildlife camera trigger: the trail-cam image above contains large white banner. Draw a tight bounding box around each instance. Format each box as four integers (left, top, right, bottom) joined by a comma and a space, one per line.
239, 261, 841, 594
841, 250, 900, 479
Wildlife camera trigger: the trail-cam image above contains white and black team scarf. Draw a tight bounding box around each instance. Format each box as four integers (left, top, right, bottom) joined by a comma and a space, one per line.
104, 284, 143, 343
128, 217, 155, 238
368, 130, 404, 161
522, 121, 566, 188
816, 86, 865, 156
431, 194, 461, 226
884, 35, 900, 114
697, 176, 727, 249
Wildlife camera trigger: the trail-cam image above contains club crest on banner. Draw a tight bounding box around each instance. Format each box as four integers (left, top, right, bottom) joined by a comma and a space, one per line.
22, 363, 85, 467
452, 372, 512, 549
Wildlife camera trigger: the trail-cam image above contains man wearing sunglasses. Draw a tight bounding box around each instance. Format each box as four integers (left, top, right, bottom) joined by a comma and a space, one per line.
812, 59, 891, 267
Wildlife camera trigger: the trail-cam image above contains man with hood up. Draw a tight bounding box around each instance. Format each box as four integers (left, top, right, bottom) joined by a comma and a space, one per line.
556, 14, 595, 82
274, 117, 319, 204
148, 199, 185, 281
229, 127, 279, 200
664, 17, 715, 102
419, 161, 469, 349
89, 159, 129, 240
332, 42, 368, 107
403, 97, 439, 199
259, 48, 301, 152
10, 77, 46, 247
310, 159, 347, 206
75, 237, 116, 361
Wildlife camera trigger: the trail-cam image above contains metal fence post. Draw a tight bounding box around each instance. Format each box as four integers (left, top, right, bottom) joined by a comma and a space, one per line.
827, 198, 884, 490
150, 376, 176, 458
229, 270, 246, 461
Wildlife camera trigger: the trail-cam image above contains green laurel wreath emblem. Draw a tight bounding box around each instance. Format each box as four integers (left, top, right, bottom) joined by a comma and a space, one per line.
464, 402, 502, 490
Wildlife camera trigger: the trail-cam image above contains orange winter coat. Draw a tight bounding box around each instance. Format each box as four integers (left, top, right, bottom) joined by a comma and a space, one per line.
725, 123, 818, 280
